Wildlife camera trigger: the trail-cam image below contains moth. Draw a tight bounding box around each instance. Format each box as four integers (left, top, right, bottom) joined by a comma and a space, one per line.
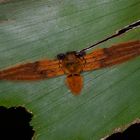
0, 20, 140, 95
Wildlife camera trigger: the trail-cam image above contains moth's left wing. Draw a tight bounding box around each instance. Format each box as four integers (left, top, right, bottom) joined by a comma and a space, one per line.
83, 40, 140, 71
0, 59, 64, 81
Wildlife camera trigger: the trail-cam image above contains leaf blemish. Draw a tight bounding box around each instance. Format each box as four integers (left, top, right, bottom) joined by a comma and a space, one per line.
0, 106, 35, 140
101, 118, 140, 140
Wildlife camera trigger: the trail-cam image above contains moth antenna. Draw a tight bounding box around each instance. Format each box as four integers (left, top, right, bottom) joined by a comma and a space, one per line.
79, 20, 140, 53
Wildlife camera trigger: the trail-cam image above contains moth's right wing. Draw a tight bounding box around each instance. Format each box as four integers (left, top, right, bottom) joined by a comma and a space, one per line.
83, 40, 140, 71
0, 59, 64, 81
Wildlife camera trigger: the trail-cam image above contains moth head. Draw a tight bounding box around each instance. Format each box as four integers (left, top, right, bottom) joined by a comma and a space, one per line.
76, 51, 86, 57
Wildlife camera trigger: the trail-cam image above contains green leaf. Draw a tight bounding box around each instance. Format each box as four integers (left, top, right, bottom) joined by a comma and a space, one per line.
0, 0, 140, 139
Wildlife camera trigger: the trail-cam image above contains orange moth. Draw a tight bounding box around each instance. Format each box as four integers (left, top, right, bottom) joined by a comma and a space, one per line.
0, 20, 140, 95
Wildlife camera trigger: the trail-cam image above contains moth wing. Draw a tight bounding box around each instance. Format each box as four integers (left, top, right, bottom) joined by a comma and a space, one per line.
83, 40, 140, 71
0, 59, 64, 81
66, 74, 83, 95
